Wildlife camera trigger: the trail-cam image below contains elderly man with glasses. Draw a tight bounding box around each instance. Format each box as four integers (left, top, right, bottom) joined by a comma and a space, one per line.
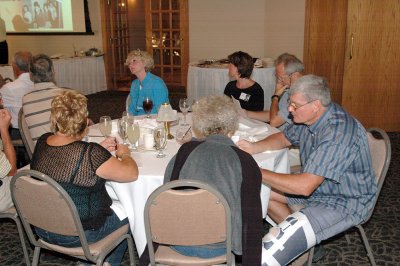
246, 53, 303, 130
238, 75, 377, 265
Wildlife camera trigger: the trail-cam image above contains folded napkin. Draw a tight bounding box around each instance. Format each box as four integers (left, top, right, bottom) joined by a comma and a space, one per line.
137, 118, 159, 130
235, 117, 269, 142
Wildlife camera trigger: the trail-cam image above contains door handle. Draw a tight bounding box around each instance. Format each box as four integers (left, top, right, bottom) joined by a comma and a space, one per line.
350, 34, 354, 60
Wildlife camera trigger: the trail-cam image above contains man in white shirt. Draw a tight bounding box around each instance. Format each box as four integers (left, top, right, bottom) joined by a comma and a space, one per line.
0, 51, 34, 138
0, 108, 17, 212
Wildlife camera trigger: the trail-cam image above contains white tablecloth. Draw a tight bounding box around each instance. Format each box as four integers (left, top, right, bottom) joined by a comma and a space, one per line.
89, 114, 289, 256
0, 56, 107, 95
187, 64, 276, 109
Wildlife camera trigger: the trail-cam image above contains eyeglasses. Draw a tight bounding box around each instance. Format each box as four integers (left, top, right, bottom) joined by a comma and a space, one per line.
287, 99, 317, 111
275, 73, 293, 83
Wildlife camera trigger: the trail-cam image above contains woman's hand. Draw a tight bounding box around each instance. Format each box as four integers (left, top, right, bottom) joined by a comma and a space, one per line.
116, 144, 130, 158
100, 137, 117, 152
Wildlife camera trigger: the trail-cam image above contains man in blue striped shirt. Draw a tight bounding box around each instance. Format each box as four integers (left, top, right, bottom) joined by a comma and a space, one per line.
238, 75, 377, 265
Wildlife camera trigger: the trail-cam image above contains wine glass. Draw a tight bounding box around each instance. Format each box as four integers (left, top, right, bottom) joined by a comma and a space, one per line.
99, 116, 112, 138
118, 118, 128, 145
127, 120, 140, 151
153, 126, 167, 158
143, 96, 153, 118
179, 98, 190, 126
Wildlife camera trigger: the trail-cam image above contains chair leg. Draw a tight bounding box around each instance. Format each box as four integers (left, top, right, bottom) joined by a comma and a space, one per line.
126, 236, 136, 266
356, 225, 377, 266
307, 246, 314, 266
13, 217, 31, 266
32, 246, 41, 266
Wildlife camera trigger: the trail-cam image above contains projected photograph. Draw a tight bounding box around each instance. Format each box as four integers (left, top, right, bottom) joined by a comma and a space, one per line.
0, 0, 75, 33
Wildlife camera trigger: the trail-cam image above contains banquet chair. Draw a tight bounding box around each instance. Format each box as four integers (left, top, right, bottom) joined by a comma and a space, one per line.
18, 109, 34, 160
10, 169, 136, 266
144, 179, 233, 266
303, 127, 391, 266
0, 207, 31, 265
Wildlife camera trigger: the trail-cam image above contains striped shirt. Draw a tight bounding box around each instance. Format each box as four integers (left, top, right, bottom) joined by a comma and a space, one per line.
284, 102, 377, 222
22, 82, 65, 143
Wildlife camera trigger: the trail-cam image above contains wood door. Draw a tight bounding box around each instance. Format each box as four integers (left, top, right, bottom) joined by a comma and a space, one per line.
303, 0, 348, 104
341, 0, 400, 131
144, 0, 189, 88
101, 0, 131, 90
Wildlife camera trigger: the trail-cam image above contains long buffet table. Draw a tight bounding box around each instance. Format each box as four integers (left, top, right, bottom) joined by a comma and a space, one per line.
0, 56, 107, 95
187, 63, 276, 109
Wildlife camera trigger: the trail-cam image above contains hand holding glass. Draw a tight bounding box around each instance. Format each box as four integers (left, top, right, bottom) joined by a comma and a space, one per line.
154, 127, 167, 158
99, 116, 112, 138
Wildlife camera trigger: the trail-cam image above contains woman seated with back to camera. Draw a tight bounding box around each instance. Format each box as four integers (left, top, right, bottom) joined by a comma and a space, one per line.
224, 51, 264, 111
30, 90, 138, 266
163, 95, 263, 265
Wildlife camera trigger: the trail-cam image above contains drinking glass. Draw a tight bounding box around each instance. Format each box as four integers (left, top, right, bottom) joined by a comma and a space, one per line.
179, 98, 190, 126
143, 96, 153, 118
127, 120, 140, 151
99, 116, 112, 138
118, 118, 128, 145
153, 126, 167, 158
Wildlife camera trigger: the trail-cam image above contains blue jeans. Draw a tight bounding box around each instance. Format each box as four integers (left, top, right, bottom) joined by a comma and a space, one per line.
170, 242, 226, 258
35, 212, 129, 266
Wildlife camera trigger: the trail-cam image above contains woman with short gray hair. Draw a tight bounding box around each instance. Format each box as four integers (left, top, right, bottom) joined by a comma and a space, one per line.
159, 95, 263, 264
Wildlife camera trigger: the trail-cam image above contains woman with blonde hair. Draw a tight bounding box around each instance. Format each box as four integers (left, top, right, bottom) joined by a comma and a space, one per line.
30, 90, 138, 266
125, 49, 169, 115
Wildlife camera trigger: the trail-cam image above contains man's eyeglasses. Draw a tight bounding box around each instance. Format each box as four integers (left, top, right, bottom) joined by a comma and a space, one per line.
275, 73, 293, 83
287, 99, 317, 111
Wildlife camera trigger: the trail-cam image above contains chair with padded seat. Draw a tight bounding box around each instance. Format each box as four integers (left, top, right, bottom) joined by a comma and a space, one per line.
144, 179, 233, 266
303, 127, 391, 266
18, 109, 34, 160
10, 169, 136, 266
0, 207, 31, 265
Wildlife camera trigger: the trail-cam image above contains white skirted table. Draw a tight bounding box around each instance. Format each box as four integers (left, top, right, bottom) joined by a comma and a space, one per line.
187, 64, 276, 109
87, 114, 289, 256
0, 56, 107, 95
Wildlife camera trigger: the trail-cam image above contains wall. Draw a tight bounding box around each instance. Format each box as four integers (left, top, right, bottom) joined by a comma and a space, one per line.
265, 0, 305, 60
5, 0, 305, 63
188, 0, 305, 62
6, 0, 103, 59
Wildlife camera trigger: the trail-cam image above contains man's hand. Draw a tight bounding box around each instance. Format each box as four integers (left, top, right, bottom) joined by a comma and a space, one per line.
0, 109, 12, 130
274, 81, 288, 97
236, 139, 257, 154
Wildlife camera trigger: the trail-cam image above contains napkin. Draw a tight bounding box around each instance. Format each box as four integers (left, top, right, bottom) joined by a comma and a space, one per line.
137, 119, 159, 130
235, 117, 269, 142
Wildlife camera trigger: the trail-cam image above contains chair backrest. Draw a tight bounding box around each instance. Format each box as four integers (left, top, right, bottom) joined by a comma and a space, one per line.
11, 169, 93, 258
18, 109, 34, 159
364, 128, 391, 222
144, 179, 232, 264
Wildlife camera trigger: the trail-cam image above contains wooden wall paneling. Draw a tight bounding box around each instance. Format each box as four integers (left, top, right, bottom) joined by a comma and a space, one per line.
303, 0, 348, 104
342, 0, 400, 131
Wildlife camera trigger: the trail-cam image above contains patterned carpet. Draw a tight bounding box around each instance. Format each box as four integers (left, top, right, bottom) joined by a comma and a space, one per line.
1, 91, 399, 265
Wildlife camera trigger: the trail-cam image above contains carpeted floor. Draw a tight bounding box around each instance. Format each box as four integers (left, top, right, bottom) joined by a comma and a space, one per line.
1, 91, 399, 265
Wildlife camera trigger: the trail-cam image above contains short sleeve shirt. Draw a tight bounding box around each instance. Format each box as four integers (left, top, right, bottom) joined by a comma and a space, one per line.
284, 103, 377, 222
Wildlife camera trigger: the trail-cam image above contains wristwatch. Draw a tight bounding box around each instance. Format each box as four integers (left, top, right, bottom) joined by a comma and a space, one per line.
271, 94, 280, 101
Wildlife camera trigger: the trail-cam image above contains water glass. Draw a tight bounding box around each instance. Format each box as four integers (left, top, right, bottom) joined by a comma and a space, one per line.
153, 126, 167, 158
99, 116, 112, 137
